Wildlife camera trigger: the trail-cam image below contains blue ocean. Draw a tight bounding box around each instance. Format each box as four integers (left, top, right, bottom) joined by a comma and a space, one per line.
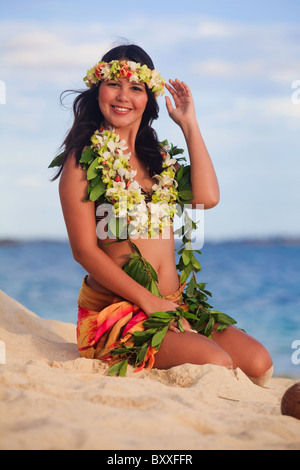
1, 239, 299, 378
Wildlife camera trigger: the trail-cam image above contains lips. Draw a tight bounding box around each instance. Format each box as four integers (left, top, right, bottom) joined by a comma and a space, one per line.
111, 105, 131, 114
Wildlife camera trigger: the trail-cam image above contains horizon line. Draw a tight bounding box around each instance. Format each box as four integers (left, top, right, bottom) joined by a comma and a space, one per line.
1, 235, 300, 246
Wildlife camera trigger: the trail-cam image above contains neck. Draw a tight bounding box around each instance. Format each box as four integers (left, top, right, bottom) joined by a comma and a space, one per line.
103, 121, 141, 154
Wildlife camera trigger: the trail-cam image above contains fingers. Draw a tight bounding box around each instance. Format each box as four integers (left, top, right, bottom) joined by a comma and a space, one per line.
166, 79, 190, 97
168, 317, 198, 334
165, 80, 181, 116
179, 317, 198, 334
168, 324, 198, 334
169, 324, 180, 334
165, 95, 174, 115
181, 319, 198, 334
165, 79, 192, 119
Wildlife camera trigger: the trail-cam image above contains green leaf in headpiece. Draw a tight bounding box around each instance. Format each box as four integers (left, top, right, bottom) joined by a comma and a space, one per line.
48, 152, 64, 168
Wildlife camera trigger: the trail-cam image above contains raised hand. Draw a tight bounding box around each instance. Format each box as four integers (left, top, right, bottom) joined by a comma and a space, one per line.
165, 79, 196, 128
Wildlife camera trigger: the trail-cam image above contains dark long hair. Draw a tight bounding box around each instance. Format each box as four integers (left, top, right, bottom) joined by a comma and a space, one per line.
51, 44, 163, 180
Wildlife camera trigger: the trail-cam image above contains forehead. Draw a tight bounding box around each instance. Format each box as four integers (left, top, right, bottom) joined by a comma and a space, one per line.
105, 77, 146, 87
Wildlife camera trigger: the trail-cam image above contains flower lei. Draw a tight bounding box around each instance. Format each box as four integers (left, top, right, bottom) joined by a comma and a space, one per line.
79, 126, 178, 238
83, 60, 166, 98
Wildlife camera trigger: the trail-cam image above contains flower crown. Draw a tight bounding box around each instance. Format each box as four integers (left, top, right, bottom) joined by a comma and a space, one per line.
83, 59, 166, 98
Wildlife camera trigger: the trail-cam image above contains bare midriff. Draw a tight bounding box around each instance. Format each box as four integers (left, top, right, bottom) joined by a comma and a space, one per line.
86, 224, 180, 298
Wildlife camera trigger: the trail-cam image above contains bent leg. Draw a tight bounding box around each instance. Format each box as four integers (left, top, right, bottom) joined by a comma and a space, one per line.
211, 325, 273, 385
153, 330, 233, 370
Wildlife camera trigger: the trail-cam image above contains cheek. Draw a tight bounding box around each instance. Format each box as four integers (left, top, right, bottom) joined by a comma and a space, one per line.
98, 84, 111, 104
98, 85, 113, 117
136, 94, 148, 112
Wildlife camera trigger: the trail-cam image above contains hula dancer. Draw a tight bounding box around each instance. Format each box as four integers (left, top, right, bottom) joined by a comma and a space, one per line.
50, 44, 273, 385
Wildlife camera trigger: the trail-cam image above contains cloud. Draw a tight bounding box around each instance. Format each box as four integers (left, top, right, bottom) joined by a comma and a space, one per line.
18, 175, 43, 188
5, 30, 110, 68
193, 59, 264, 78
2, 16, 299, 88
193, 58, 300, 85
195, 20, 236, 38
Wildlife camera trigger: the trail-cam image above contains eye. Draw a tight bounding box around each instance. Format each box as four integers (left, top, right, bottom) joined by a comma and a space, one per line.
131, 84, 145, 92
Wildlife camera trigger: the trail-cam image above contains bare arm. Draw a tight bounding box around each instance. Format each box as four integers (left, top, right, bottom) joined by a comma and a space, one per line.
58, 154, 181, 320
166, 79, 220, 209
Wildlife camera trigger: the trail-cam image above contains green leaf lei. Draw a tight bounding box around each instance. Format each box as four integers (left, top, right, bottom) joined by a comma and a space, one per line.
106, 145, 237, 376
49, 135, 238, 377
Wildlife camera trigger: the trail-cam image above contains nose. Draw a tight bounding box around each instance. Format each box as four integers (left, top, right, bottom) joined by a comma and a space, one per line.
116, 85, 129, 102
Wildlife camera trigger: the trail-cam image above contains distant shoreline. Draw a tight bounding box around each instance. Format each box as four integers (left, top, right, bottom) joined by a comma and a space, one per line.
1, 236, 300, 246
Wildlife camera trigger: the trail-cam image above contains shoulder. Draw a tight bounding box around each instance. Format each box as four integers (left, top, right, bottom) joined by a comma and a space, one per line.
59, 151, 88, 197
60, 151, 83, 177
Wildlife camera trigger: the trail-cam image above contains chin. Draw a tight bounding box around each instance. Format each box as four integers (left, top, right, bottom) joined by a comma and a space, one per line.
105, 115, 142, 131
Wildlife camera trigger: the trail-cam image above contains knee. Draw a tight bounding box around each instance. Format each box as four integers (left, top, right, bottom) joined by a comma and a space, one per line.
211, 349, 233, 370
247, 344, 273, 386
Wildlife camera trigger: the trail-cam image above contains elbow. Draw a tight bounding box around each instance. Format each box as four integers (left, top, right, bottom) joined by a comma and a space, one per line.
65, 231, 99, 267
204, 194, 220, 210
71, 245, 95, 266
204, 186, 220, 209
191, 192, 220, 210
72, 248, 85, 266
72, 248, 84, 264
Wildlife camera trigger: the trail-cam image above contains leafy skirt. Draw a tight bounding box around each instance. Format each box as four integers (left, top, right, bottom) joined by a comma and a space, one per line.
77, 276, 186, 370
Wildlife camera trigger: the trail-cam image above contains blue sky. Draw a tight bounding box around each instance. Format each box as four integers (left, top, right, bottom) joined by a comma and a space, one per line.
1, 0, 300, 241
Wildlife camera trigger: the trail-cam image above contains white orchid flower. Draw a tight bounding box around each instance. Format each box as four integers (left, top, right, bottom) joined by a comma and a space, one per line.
153, 174, 173, 187
107, 140, 117, 153
163, 154, 177, 166
127, 180, 140, 192
127, 61, 141, 72
101, 64, 111, 80
113, 159, 121, 170
106, 181, 126, 197
102, 151, 110, 160
117, 168, 127, 178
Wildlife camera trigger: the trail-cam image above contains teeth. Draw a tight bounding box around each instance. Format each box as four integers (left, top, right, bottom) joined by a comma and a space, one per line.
113, 106, 129, 111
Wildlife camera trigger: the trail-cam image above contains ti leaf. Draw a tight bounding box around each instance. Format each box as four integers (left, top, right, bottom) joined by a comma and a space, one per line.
151, 325, 169, 348
87, 157, 100, 180
89, 180, 106, 201
118, 360, 128, 377
80, 146, 95, 164
108, 360, 128, 376
48, 152, 64, 168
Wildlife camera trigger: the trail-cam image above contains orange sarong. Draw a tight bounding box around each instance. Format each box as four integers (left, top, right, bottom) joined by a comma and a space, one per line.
77, 276, 185, 370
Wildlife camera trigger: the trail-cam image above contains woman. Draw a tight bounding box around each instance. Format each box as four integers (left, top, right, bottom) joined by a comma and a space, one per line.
53, 44, 273, 385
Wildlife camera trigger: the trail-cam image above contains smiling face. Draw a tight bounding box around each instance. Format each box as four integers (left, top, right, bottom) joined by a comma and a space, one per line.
98, 77, 148, 133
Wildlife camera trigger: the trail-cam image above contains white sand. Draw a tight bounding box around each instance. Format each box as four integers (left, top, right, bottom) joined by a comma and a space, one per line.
0, 289, 299, 450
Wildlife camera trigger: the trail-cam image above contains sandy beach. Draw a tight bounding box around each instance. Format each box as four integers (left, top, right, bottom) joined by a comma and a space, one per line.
0, 288, 299, 451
